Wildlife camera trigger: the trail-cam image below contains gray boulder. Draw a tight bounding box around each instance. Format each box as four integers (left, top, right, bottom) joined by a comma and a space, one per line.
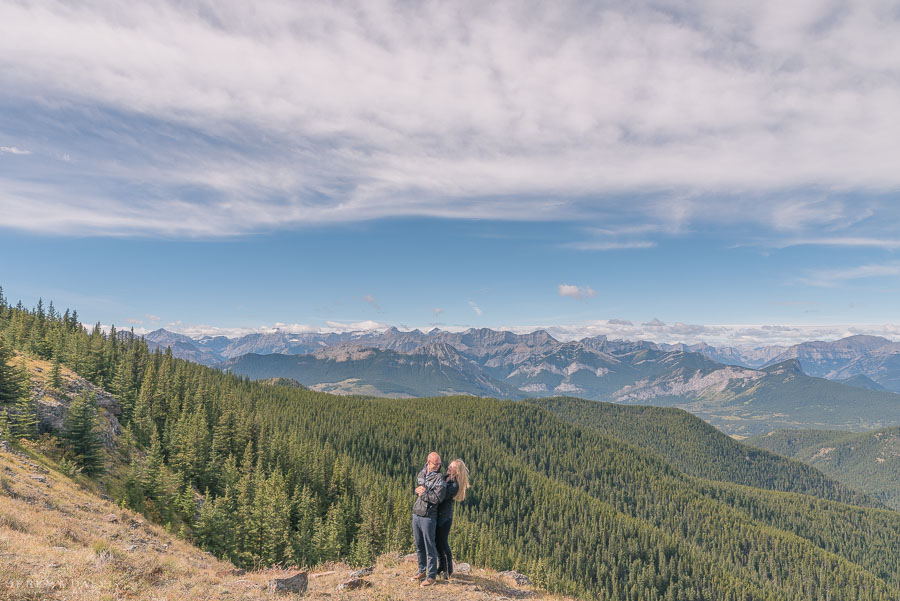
268, 572, 308, 595
500, 570, 531, 586
337, 578, 371, 591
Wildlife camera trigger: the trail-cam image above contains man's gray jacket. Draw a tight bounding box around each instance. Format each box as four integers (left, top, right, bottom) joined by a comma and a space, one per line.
413, 467, 446, 518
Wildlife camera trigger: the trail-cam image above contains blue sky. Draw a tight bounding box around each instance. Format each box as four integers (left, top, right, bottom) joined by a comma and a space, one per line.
2, 1, 900, 346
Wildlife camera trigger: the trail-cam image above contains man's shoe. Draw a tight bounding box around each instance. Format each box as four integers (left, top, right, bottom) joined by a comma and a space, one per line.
420, 578, 436, 587
410, 571, 426, 581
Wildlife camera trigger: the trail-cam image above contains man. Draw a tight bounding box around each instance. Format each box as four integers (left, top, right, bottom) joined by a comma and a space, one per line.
411, 451, 446, 587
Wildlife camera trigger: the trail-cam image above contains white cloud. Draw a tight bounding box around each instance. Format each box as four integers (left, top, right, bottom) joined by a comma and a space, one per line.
781, 237, 900, 249
567, 240, 657, 251
607, 318, 633, 326
104, 318, 900, 347
558, 284, 597, 300
642, 318, 667, 327
468, 301, 483, 316
432, 308, 444, 317
126, 318, 143, 324
363, 294, 382, 311
145, 313, 161, 322
799, 262, 900, 287
504, 320, 900, 347
1, 2, 899, 236
324, 320, 388, 332
0, 146, 31, 155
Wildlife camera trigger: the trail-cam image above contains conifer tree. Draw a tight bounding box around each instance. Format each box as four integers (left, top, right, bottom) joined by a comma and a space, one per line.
62, 391, 104, 475
0, 338, 25, 404
49, 353, 63, 390
142, 428, 166, 501
8, 358, 37, 440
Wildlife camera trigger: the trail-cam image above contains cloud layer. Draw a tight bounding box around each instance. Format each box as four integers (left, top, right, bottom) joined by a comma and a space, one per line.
117, 317, 900, 348
2, 1, 900, 238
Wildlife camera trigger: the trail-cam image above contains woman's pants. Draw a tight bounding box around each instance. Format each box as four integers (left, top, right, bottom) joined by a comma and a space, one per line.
435, 517, 453, 576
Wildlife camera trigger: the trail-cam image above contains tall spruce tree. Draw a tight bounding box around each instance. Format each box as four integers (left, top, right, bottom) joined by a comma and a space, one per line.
62, 391, 105, 475
7, 358, 37, 440
49, 353, 63, 390
0, 338, 25, 404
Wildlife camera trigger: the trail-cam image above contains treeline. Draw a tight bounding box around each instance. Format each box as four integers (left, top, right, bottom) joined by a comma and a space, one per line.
2, 288, 900, 600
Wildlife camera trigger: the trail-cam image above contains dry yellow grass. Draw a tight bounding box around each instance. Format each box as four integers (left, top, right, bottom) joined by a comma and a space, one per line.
0, 445, 575, 601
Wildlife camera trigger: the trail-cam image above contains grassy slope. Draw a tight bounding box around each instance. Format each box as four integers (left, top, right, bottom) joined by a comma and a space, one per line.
0, 445, 572, 601
528, 396, 876, 507
747, 427, 900, 510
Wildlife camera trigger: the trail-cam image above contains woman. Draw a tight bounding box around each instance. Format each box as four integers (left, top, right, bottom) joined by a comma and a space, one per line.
435, 458, 470, 581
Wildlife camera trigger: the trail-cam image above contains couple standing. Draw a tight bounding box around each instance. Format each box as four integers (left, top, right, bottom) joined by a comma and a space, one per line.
411, 451, 470, 587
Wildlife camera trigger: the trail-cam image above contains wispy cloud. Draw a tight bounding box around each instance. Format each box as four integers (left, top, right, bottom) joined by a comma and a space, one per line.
432, 308, 444, 317
363, 294, 382, 312
468, 301, 483, 317
799, 262, 900, 287
145, 314, 161, 322
567, 240, 657, 251
781, 237, 900, 249
558, 284, 596, 300
0, 146, 31, 155
1, 2, 899, 237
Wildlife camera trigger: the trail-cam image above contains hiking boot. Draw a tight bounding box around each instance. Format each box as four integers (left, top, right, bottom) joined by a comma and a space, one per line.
420, 578, 436, 587
410, 571, 426, 581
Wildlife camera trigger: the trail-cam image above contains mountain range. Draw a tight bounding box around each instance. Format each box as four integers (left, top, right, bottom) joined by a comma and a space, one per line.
144, 327, 900, 436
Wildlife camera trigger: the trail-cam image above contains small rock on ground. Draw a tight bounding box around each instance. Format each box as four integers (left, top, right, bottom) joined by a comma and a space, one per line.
499, 570, 532, 586
268, 571, 308, 595
337, 578, 372, 591
349, 566, 374, 578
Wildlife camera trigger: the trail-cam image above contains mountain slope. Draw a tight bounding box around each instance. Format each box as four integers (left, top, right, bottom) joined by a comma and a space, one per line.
6, 297, 900, 601
222, 343, 524, 398
672, 359, 900, 436
747, 427, 900, 509
528, 396, 875, 506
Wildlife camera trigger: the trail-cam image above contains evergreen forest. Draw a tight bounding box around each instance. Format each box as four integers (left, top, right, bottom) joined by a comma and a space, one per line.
1, 288, 899, 601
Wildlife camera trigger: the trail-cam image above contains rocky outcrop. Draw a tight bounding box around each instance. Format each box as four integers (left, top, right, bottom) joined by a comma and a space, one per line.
26, 361, 122, 449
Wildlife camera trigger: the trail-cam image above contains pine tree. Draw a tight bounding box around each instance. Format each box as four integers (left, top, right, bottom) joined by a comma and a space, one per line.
49, 354, 63, 390
8, 358, 37, 440
0, 338, 26, 404
62, 391, 105, 475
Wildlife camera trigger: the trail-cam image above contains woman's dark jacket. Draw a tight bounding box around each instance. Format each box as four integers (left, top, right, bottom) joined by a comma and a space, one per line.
437, 477, 459, 521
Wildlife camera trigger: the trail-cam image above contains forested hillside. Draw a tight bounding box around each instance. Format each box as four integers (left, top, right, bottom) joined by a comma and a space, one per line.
747, 427, 900, 510
528, 396, 875, 506
2, 290, 900, 601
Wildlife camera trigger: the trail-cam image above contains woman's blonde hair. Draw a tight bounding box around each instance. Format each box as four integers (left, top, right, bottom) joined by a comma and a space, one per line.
449, 459, 470, 502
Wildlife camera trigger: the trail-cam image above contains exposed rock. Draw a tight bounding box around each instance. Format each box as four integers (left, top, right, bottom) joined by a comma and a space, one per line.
30, 369, 122, 449
454, 562, 472, 574
499, 570, 531, 586
103, 513, 119, 523
337, 578, 371, 591
216, 567, 246, 577
402, 552, 418, 562
268, 571, 308, 595
349, 566, 374, 578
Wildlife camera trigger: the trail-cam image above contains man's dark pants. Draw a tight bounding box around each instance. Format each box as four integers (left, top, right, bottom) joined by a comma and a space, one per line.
412, 513, 438, 578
